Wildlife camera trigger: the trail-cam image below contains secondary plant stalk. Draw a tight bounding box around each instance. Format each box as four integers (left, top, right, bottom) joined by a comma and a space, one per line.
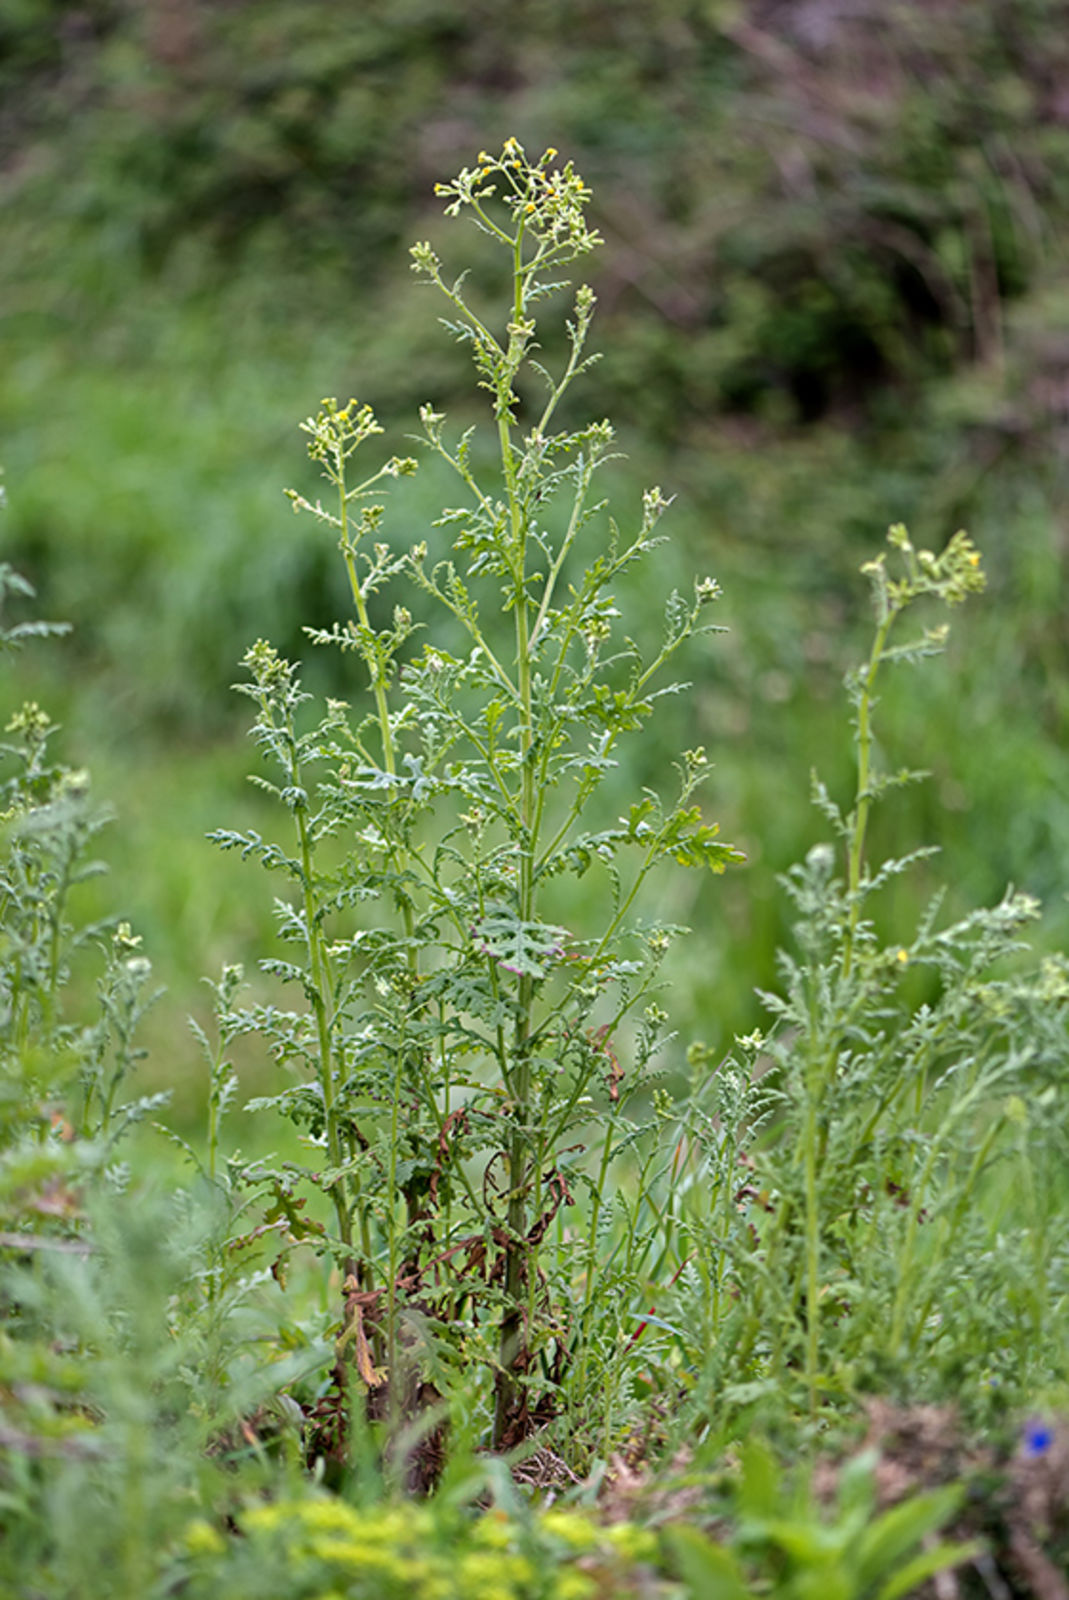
842, 604, 896, 978
295, 800, 353, 1265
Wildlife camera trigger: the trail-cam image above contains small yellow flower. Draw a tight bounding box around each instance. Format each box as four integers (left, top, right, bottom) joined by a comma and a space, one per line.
457, 1550, 533, 1598
896, 948, 909, 965
605, 1522, 658, 1563
545, 146, 558, 159
967, 550, 981, 567
471, 1514, 513, 1550
554, 1572, 597, 1600
539, 1510, 598, 1552
525, 202, 536, 213
184, 1519, 226, 1558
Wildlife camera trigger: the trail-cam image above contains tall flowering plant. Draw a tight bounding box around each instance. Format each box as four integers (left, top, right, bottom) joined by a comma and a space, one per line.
215, 140, 741, 1452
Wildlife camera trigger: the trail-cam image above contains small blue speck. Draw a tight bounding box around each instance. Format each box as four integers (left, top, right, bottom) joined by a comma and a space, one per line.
1023, 1420, 1054, 1456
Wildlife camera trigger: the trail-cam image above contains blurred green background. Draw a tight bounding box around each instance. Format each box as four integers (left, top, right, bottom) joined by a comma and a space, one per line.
3, 0, 1069, 1127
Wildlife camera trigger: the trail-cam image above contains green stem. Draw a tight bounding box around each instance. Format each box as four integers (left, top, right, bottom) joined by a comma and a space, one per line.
386, 1040, 404, 1393
577, 1107, 620, 1399
803, 1098, 820, 1421
336, 453, 428, 1389
207, 1067, 221, 1187
842, 604, 897, 978
494, 250, 540, 1443
903, 1104, 1003, 1354
340, 539, 396, 781
295, 797, 353, 1264
527, 459, 596, 651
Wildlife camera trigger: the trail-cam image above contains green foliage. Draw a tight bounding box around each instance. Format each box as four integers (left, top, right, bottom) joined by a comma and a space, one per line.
176, 1492, 619, 1600
0, 1181, 311, 1600
3, 92, 1069, 1595
7, 0, 1069, 417
665, 1442, 976, 1600
172, 1444, 976, 1600
0, 561, 167, 1223
638, 525, 1069, 1429
0, 548, 329, 1599
6, 0, 1069, 1098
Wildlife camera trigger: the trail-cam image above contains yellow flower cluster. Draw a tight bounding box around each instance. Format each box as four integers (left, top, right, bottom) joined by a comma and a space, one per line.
180, 1494, 662, 1600
429, 139, 600, 259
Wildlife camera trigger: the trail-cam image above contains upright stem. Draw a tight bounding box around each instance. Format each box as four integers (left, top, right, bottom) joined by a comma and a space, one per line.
576, 1110, 618, 1403
337, 468, 419, 1387
494, 246, 540, 1442
803, 1098, 820, 1421
295, 797, 353, 1265
207, 1063, 221, 1187
842, 605, 896, 978
338, 480, 397, 782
